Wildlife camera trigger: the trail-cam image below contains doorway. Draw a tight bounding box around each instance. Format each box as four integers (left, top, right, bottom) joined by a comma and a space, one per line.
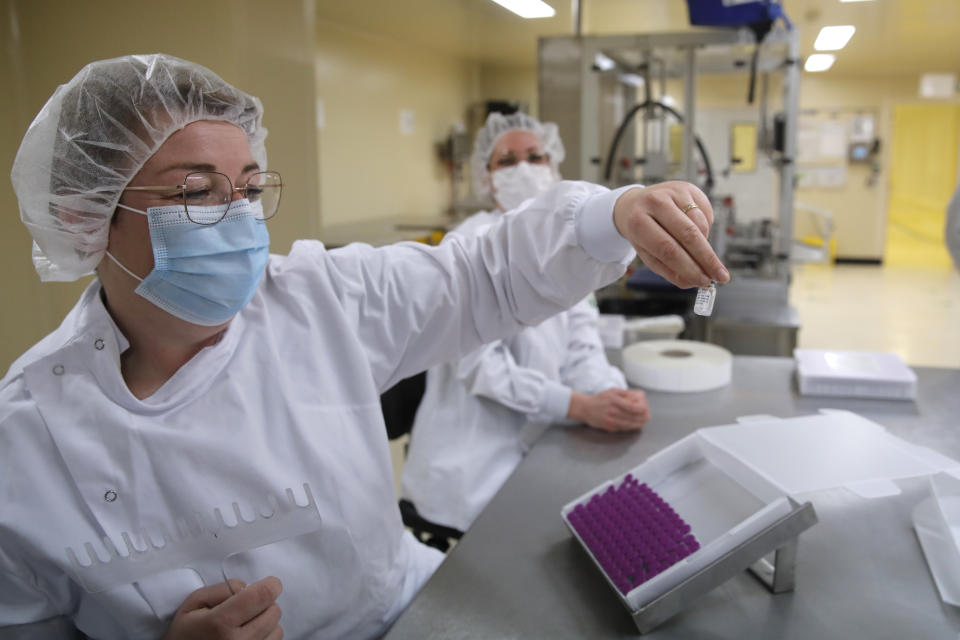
886, 103, 960, 268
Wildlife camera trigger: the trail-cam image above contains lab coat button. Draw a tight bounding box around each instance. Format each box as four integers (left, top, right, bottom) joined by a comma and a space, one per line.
104, 490, 118, 503
94, 338, 105, 350
52, 364, 65, 375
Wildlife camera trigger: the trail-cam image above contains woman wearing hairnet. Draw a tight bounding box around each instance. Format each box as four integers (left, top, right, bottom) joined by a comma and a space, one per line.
401, 113, 650, 542
0, 54, 727, 639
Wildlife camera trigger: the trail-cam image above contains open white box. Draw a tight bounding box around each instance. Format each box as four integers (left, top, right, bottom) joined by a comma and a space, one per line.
913, 473, 960, 606
562, 409, 960, 623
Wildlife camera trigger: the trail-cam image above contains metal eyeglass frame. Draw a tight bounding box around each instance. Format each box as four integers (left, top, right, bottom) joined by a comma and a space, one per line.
123, 170, 283, 225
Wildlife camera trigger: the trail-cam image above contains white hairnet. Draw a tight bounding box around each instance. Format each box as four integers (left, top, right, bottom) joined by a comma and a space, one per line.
11, 53, 267, 282
470, 111, 565, 200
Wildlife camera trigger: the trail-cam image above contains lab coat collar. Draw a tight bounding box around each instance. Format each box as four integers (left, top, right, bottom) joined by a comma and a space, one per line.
24, 280, 247, 415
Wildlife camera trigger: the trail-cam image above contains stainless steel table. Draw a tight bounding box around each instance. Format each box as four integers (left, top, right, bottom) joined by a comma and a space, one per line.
385, 356, 960, 639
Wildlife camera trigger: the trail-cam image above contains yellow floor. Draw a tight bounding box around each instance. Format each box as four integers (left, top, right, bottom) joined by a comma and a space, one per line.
790, 260, 960, 368
791, 208, 959, 368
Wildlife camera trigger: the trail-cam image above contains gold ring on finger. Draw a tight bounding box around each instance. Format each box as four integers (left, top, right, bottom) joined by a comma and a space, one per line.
681, 202, 699, 213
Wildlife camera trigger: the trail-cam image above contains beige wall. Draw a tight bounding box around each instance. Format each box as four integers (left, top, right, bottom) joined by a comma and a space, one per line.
793, 75, 957, 259
584, 0, 692, 34
793, 75, 908, 259
479, 63, 538, 116
1, 0, 319, 371
315, 19, 480, 227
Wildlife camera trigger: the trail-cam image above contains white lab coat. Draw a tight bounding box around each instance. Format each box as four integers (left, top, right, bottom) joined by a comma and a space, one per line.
0, 181, 634, 639
948, 180, 960, 270
401, 210, 627, 532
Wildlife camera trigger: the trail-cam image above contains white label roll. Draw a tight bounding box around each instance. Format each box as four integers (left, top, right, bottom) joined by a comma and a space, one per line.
622, 339, 733, 392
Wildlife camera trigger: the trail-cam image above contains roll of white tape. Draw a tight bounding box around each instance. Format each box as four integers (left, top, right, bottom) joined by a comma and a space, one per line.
622, 339, 732, 392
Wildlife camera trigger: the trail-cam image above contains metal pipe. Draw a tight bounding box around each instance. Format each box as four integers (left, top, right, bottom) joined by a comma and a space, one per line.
778, 29, 799, 267
580, 39, 600, 182
659, 57, 668, 167
571, 0, 582, 37
682, 47, 697, 181
759, 71, 769, 151
641, 50, 652, 173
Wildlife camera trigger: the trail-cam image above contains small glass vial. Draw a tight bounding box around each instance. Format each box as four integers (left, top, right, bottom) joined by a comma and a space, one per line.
694, 281, 717, 316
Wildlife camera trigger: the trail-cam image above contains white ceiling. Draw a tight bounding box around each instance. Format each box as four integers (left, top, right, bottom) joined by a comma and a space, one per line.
314, 0, 960, 77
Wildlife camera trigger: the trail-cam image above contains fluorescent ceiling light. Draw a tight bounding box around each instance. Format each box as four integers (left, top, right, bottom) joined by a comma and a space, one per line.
594, 53, 616, 71
804, 54, 836, 72
489, 0, 555, 18
814, 25, 856, 51
618, 73, 645, 87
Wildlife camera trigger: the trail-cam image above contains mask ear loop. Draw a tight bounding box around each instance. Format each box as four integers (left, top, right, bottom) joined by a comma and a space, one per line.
105, 203, 149, 282
104, 251, 144, 283
116, 203, 147, 216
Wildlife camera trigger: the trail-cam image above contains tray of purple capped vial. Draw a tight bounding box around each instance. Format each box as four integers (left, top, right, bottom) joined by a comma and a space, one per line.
566, 475, 700, 595
561, 430, 818, 634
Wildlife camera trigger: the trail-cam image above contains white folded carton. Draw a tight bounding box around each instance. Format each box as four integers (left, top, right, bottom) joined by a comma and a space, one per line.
794, 348, 917, 399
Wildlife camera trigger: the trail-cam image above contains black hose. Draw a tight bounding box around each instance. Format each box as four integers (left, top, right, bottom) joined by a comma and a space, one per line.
602, 100, 714, 193
747, 20, 774, 105
747, 45, 760, 104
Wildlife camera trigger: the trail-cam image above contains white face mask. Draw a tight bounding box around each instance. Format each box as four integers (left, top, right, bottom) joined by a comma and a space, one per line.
491, 162, 557, 211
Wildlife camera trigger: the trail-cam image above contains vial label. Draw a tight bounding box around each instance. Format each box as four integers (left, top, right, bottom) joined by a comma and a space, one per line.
694, 282, 716, 316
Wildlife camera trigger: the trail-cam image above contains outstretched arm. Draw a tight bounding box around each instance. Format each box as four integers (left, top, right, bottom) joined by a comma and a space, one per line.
327, 180, 726, 392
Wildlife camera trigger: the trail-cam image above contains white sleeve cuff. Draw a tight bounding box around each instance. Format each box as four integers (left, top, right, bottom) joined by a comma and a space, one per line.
540, 380, 573, 421
575, 185, 640, 265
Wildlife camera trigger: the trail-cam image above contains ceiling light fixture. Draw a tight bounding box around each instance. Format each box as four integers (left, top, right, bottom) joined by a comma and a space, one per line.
618, 73, 645, 87
814, 25, 856, 51
594, 53, 616, 71
488, 0, 556, 19
804, 54, 836, 72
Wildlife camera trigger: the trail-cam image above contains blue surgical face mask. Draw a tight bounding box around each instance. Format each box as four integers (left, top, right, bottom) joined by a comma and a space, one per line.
105, 199, 270, 326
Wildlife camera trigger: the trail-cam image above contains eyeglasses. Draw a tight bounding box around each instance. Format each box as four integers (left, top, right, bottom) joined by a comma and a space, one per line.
124, 171, 283, 225
490, 151, 549, 170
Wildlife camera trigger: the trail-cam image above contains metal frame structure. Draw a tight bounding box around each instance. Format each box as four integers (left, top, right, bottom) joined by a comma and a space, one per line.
538, 27, 802, 354
630, 498, 817, 634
